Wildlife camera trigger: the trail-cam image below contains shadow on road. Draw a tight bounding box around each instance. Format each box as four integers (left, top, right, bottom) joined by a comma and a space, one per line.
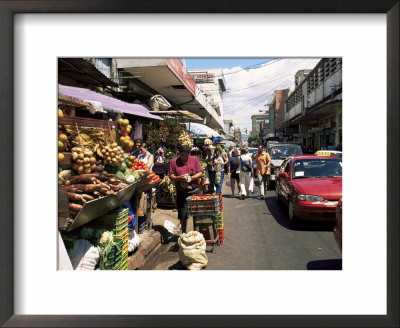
307, 259, 342, 270
168, 261, 185, 270
153, 225, 179, 244
265, 195, 335, 232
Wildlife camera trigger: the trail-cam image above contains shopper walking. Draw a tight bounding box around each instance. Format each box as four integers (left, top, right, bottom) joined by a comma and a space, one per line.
169, 145, 203, 234
206, 145, 216, 194
131, 139, 142, 158
239, 147, 253, 199
227, 149, 241, 196
255, 145, 271, 200
214, 148, 227, 194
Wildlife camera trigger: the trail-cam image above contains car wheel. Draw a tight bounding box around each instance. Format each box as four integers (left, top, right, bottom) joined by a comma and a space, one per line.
288, 199, 297, 223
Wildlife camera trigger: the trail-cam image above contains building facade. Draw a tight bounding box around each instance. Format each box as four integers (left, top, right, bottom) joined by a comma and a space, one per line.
285, 58, 342, 150
251, 114, 269, 140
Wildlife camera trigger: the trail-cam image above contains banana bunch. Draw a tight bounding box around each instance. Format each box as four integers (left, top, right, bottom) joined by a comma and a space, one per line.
177, 129, 193, 148
64, 126, 106, 151
159, 175, 176, 199
146, 124, 169, 144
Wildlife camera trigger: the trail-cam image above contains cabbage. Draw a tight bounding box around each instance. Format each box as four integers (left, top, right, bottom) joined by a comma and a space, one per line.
99, 231, 113, 245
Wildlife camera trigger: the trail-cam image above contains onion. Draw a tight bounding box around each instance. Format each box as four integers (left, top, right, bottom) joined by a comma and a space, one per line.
83, 157, 90, 164
72, 152, 79, 160
78, 153, 84, 160
84, 168, 91, 174
84, 163, 91, 168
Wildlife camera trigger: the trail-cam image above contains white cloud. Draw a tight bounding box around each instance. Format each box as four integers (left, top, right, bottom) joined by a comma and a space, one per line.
222, 58, 321, 132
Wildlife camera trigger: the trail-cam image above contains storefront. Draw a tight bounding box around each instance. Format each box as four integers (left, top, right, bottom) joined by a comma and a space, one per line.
58, 85, 164, 270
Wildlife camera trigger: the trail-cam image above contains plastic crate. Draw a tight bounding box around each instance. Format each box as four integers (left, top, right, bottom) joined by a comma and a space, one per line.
214, 213, 224, 229
217, 193, 223, 212
186, 196, 220, 216
217, 228, 224, 245
115, 252, 128, 270
95, 207, 129, 236
103, 237, 123, 270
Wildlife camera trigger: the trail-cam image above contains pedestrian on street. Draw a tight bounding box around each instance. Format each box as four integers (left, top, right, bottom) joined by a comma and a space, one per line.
213, 147, 227, 194
227, 149, 241, 196
206, 145, 216, 194
255, 145, 271, 200
168, 145, 203, 234
239, 147, 253, 200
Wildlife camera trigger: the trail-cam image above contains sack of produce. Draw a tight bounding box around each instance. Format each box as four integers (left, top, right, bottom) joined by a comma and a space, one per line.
68, 239, 100, 270
178, 231, 208, 270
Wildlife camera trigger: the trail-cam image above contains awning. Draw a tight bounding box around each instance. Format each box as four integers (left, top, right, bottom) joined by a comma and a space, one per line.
58, 84, 163, 120
184, 123, 221, 138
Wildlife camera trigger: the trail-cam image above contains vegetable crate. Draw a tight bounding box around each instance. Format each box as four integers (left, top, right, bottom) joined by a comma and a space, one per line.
185, 196, 220, 216
217, 193, 223, 212
116, 252, 128, 270
104, 238, 123, 270
214, 213, 224, 229
95, 207, 129, 236
217, 228, 224, 245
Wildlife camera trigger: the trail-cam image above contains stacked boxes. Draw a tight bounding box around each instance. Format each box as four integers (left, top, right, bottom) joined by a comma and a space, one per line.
186, 195, 220, 216
214, 213, 224, 245
95, 207, 129, 270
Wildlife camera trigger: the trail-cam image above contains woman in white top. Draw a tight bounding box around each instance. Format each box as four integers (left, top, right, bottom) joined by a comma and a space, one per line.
239, 147, 253, 199
138, 143, 154, 170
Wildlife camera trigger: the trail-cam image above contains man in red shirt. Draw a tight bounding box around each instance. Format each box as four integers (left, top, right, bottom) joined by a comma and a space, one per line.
169, 145, 203, 233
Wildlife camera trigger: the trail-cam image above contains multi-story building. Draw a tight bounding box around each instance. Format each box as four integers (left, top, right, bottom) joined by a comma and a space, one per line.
223, 119, 238, 138
285, 58, 342, 149
251, 114, 269, 141
114, 58, 225, 129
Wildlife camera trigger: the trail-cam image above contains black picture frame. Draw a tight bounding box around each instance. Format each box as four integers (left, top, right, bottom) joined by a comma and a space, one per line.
1, 1, 398, 327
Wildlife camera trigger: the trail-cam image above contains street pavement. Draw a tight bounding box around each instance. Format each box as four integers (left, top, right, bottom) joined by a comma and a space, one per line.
150, 181, 342, 270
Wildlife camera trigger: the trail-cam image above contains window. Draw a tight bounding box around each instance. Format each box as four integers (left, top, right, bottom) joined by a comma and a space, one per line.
284, 160, 291, 174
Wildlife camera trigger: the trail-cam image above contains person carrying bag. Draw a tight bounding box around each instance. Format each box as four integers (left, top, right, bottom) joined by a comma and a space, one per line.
238, 148, 253, 200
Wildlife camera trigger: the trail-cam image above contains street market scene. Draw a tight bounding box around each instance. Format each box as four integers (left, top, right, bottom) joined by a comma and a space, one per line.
58, 57, 342, 270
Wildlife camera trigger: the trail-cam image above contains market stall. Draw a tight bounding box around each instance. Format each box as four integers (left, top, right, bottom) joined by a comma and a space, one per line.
57, 86, 163, 270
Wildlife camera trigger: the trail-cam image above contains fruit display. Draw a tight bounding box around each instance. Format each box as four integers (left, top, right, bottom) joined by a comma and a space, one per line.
115, 155, 143, 184
58, 131, 69, 163
58, 108, 64, 120
146, 121, 169, 144
148, 171, 161, 184
96, 143, 125, 167
158, 175, 176, 201
70, 146, 98, 174
145, 121, 193, 148
192, 194, 218, 201
118, 118, 134, 152
129, 158, 149, 171
64, 126, 107, 152
64, 171, 129, 219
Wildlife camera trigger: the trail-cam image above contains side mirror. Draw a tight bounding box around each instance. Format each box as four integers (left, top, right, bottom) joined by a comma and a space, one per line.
280, 172, 289, 178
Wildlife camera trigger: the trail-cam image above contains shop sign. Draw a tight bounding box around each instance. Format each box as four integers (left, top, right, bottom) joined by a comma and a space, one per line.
190, 72, 215, 83
167, 58, 196, 96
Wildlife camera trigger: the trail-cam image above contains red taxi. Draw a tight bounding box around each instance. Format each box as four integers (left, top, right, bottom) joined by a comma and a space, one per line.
275, 155, 342, 222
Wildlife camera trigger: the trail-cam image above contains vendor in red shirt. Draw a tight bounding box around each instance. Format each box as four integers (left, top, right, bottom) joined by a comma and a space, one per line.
169, 145, 203, 233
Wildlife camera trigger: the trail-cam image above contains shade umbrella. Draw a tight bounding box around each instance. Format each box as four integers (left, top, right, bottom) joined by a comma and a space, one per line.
184, 123, 220, 138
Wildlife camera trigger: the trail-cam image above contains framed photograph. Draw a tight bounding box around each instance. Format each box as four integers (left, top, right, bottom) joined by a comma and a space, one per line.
1, 1, 398, 327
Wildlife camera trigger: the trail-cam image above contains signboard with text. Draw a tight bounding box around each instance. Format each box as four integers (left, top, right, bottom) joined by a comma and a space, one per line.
190, 72, 215, 84
167, 58, 196, 96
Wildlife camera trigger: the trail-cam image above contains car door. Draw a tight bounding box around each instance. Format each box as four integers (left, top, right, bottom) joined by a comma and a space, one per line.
277, 159, 290, 202
281, 159, 292, 202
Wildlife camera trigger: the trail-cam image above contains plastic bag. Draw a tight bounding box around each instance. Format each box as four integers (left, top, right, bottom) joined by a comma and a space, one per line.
164, 219, 181, 235
68, 239, 100, 270
178, 231, 208, 270
225, 175, 231, 187
249, 177, 254, 193
128, 230, 141, 252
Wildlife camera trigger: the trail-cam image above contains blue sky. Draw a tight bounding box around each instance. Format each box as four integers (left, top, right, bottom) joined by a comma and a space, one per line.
184, 58, 321, 133
185, 58, 276, 70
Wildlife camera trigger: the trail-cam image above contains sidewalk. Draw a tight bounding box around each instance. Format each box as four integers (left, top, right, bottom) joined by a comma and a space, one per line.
127, 206, 190, 270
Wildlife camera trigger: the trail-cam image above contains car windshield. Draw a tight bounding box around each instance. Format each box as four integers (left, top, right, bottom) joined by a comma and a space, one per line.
269, 145, 302, 159
248, 149, 258, 156
292, 158, 342, 179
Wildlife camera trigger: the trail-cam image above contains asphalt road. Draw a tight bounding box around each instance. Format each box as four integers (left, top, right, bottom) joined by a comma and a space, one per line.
152, 181, 342, 270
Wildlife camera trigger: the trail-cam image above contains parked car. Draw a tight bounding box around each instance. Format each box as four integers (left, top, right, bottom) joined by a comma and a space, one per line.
275, 155, 342, 223
315, 150, 342, 159
333, 199, 342, 251
267, 143, 303, 189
